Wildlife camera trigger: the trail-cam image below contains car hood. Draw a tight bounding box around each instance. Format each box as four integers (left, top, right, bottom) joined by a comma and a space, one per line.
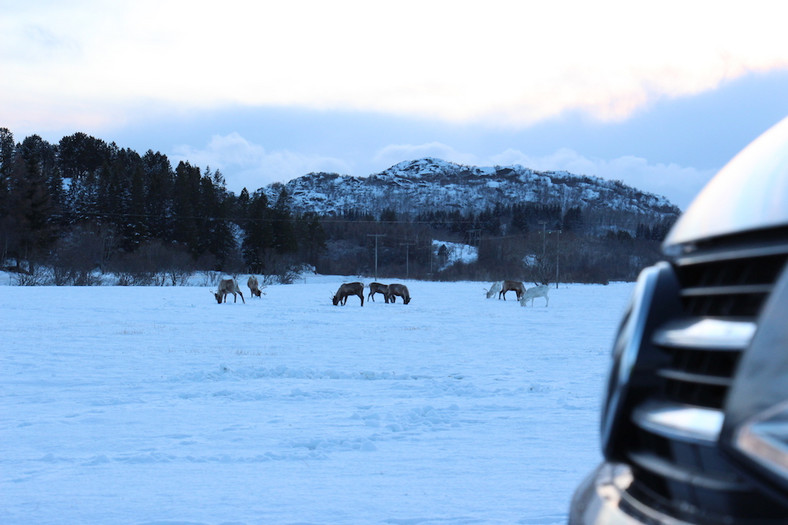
663, 116, 788, 251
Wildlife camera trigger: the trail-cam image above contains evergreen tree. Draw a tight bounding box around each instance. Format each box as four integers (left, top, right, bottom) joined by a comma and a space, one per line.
199, 170, 235, 266
562, 206, 583, 232
0, 128, 15, 263
5, 149, 59, 264
380, 208, 397, 223
237, 187, 250, 219
242, 191, 274, 273
172, 161, 202, 256
120, 165, 148, 251
0, 128, 14, 182
57, 132, 111, 181
142, 150, 174, 241
511, 204, 529, 233
296, 213, 326, 267
271, 187, 297, 254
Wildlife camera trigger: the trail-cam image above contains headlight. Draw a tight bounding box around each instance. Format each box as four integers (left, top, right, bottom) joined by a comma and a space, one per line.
722, 263, 788, 500
735, 401, 788, 479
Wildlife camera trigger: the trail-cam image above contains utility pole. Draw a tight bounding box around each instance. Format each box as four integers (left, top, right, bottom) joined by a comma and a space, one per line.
367, 234, 386, 280
548, 229, 562, 288
400, 241, 416, 278
538, 220, 547, 256
429, 238, 433, 275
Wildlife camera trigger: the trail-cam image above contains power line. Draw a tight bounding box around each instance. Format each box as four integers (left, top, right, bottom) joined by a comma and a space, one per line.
48, 209, 497, 224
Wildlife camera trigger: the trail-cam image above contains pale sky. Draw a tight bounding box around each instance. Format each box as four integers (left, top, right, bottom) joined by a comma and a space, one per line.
3, 0, 788, 209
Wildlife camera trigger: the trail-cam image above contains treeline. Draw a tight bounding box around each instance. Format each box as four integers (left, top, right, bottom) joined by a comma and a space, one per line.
0, 128, 675, 285
318, 203, 673, 283
0, 129, 322, 284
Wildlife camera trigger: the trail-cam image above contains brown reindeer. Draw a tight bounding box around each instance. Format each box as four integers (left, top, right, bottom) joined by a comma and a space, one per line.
367, 282, 390, 303
386, 283, 411, 304
212, 278, 245, 304
247, 276, 264, 298
332, 282, 364, 306
498, 280, 525, 301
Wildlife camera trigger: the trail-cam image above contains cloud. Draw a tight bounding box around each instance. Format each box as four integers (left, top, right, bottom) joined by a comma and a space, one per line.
3, 1, 788, 134
175, 133, 715, 210
171, 133, 351, 193
488, 148, 716, 210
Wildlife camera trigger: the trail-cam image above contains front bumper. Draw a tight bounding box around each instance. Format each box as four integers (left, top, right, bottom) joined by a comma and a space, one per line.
569, 462, 693, 525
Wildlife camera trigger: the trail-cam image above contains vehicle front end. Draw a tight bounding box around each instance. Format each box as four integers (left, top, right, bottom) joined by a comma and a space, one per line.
570, 116, 788, 524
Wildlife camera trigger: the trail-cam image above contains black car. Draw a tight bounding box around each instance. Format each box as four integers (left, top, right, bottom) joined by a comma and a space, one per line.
570, 116, 788, 524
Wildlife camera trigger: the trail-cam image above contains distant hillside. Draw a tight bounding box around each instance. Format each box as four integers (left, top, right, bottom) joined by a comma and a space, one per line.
0, 124, 680, 284
262, 157, 680, 220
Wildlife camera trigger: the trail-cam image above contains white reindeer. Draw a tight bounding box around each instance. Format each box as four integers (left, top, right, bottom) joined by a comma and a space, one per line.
520, 285, 549, 307
212, 278, 245, 304
484, 281, 503, 299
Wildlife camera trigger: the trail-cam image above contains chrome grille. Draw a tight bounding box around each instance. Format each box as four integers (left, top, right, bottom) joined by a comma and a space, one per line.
653, 318, 752, 409
678, 249, 787, 317
620, 239, 788, 522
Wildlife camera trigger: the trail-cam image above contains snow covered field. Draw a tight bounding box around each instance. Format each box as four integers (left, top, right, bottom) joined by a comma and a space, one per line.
1, 275, 633, 524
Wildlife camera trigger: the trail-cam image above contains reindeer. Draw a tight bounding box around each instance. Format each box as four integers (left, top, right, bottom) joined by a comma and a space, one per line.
332, 282, 364, 306
212, 278, 245, 304
368, 282, 390, 303
247, 275, 265, 298
498, 280, 525, 301
520, 284, 550, 307
484, 281, 503, 299
386, 283, 411, 304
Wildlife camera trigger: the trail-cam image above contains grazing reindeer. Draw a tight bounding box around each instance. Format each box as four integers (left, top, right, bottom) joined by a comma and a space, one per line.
498, 280, 525, 301
484, 281, 503, 299
386, 283, 411, 304
332, 282, 364, 306
520, 284, 550, 307
368, 282, 390, 303
212, 278, 245, 304
247, 276, 265, 298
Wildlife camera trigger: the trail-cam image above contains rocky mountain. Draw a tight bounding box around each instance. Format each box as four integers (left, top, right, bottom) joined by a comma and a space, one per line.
262, 158, 680, 221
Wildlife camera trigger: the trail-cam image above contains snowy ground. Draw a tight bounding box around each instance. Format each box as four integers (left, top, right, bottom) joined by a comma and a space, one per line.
1, 275, 633, 524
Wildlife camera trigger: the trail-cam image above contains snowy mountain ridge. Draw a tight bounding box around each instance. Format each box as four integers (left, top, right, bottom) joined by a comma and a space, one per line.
262, 157, 680, 219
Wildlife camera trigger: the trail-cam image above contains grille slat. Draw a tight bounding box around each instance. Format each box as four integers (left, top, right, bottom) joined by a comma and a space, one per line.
628, 451, 746, 491
653, 318, 755, 351
651, 318, 753, 409
632, 401, 722, 444
681, 284, 773, 297
656, 369, 732, 388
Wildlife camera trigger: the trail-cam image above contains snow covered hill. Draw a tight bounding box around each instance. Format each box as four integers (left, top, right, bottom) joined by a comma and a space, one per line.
262, 158, 680, 220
